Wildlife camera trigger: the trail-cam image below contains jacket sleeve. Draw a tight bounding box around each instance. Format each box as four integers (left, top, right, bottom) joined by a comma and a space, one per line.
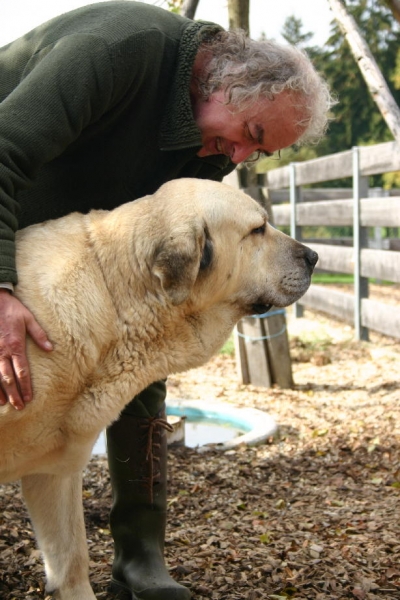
0, 33, 117, 284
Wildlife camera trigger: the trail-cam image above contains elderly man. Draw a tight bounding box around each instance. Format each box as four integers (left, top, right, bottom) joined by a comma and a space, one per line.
0, 2, 333, 598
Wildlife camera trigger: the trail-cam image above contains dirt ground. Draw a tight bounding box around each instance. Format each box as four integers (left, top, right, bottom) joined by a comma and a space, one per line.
1, 287, 399, 600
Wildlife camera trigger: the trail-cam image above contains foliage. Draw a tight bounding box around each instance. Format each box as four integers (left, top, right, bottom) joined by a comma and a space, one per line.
280, 15, 314, 47
259, 1, 400, 188
256, 144, 318, 174
311, 1, 400, 152
382, 170, 400, 188
165, 0, 184, 13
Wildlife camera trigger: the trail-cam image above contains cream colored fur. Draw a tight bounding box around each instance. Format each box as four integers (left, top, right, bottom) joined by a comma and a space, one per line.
0, 179, 317, 599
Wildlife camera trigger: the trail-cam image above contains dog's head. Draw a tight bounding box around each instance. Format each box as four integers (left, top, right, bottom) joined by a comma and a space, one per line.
139, 179, 317, 316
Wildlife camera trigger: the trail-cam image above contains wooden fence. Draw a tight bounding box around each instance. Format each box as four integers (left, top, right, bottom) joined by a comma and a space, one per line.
263, 141, 400, 341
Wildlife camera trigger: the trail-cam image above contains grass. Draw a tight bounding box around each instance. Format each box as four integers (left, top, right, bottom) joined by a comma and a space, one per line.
312, 273, 353, 284
312, 274, 394, 285
220, 335, 235, 357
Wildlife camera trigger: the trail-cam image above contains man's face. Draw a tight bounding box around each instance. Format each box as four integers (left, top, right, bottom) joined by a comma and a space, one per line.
192, 90, 305, 164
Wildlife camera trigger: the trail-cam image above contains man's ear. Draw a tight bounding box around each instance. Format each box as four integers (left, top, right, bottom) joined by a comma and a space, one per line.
152, 224, 206, 305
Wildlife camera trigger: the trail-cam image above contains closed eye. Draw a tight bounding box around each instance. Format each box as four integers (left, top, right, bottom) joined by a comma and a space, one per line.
251, 223, 266, 235
245, 123, 273, 158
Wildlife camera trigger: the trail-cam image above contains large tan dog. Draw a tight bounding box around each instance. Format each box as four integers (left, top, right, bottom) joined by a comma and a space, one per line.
0, 178, 317, 599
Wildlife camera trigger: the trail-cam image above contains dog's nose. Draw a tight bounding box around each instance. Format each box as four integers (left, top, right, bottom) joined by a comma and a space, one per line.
304, 247, 318, 271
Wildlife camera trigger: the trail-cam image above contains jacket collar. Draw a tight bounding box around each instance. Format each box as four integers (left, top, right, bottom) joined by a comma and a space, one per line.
159, 20, 222, 152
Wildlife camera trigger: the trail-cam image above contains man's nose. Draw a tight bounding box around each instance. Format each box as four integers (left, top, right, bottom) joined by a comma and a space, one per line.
230, 143, 257, 164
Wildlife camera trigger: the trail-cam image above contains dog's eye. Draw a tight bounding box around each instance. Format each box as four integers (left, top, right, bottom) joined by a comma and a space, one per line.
251, 224, 266, 235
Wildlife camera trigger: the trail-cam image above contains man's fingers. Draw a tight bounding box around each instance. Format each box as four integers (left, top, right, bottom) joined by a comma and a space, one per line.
0, 291, 52, 408
12, 355, 33, 405
0, 387, 7, 405
26, 316, 53, 352
0, 359, 25, 410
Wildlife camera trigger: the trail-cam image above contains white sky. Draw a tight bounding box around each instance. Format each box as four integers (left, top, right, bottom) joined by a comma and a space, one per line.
0, 0, 334, 47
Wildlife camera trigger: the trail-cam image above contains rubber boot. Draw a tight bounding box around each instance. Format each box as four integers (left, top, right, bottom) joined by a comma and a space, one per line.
106, 406, 191, 600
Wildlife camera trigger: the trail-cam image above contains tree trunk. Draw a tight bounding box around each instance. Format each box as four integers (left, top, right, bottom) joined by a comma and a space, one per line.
328, 0, 400, 144
228, 0, 250, 32
180, 0, 200, 19
385, 0, 400, 24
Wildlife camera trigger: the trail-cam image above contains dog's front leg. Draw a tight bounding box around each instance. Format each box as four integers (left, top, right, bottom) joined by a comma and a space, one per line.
21, 471, 96, 600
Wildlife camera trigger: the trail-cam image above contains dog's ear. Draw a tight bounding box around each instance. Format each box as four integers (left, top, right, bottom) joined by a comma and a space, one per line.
152, 224, 206, 305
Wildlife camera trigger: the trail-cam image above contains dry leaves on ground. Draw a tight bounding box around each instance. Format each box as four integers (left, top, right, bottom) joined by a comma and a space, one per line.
1, 304, 399, 600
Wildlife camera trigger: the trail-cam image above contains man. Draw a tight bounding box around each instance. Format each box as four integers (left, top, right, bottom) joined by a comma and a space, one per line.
0, 2, 333, 599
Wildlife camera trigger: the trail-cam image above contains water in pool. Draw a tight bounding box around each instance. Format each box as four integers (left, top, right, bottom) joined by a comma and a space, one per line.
184, 418, 244, 447
93, 418, 244, 453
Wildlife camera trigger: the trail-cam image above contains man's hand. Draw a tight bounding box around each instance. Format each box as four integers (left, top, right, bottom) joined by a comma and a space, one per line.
0, 289, 53, 410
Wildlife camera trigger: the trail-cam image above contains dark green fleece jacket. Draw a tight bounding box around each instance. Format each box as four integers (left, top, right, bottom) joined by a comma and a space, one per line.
0, 1, 235, 284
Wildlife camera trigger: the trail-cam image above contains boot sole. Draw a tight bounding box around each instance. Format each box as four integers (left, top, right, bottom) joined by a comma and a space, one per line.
109, 580, 138, 600
109, 578, 191, 600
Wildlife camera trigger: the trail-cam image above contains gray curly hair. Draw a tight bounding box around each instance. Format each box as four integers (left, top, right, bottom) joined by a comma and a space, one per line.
196, 29, 335, 146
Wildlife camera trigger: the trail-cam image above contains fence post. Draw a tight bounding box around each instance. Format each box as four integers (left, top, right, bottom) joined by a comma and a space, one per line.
290, 163, 304, 318
352, 146, 369, 341
228, 168, 294, 388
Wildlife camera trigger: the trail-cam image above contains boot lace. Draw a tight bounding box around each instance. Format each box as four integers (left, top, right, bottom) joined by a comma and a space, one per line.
141, 417, 173, 504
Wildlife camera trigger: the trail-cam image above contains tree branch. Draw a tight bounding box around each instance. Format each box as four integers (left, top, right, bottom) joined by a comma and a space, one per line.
180, 0, 200, 19
384, 0, 400, 24
328, 0, 400, 144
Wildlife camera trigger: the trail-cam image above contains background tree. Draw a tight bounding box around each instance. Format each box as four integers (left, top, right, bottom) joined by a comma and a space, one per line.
327, 0, 400, 144
315, 0, 400, 187
302, 0, 399, 152
180, 0, 200, 19
259, 0, 400, 188
280, 15, 314, 48
384, 0, 400, 23
228, 0, 250, 33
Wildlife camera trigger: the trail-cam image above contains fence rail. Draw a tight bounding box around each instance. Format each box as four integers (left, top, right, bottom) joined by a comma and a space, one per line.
263, 141, 400, 341
266, 141, 400, 188
272, 197, 400, 227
